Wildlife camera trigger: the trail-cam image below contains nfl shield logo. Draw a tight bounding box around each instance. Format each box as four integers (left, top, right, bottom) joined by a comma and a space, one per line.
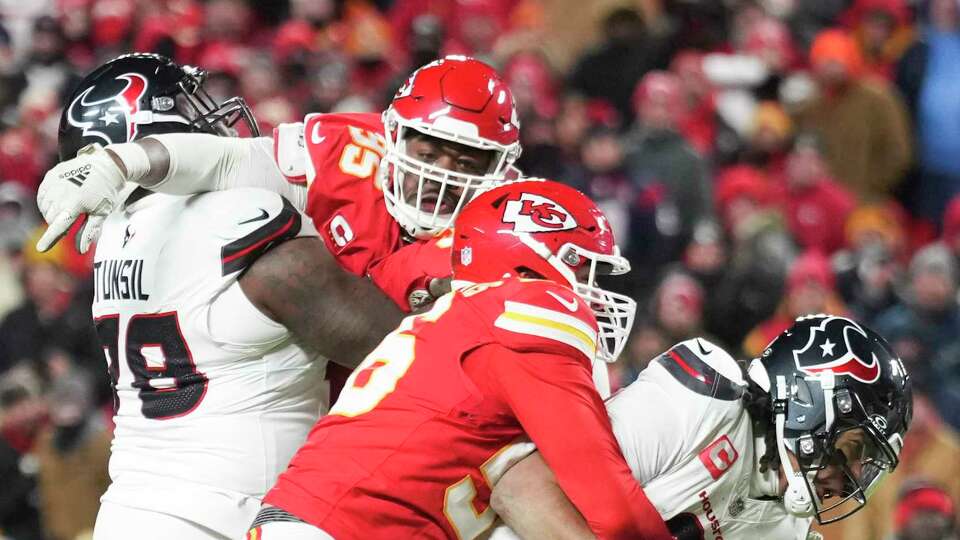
460, 246, 473, 266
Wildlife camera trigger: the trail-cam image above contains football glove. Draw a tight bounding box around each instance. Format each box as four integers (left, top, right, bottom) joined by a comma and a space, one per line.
36, 144, 126, 253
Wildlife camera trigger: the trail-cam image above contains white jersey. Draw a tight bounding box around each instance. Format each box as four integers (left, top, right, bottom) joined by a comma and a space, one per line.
91, 187, 324, 537
489, 338, 815, 540
607, 339, 814, 540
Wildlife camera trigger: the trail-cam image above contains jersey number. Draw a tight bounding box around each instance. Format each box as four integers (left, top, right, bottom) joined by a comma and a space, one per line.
338, 126, 386, 179
95, 312, 208, 419
329, 293, 452, 417
443, 441, 532, 540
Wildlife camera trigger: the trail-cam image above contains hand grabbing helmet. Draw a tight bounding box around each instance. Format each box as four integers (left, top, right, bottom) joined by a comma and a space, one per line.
452, 179, 635, 362
380, 56, 521, 239
747, 315, 912, 523
59, 53, 258, 160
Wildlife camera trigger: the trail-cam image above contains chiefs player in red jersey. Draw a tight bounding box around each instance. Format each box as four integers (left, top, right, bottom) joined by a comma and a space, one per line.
35, 55, 520, 312
35, 56, 616, 398
245, 180, 673, 540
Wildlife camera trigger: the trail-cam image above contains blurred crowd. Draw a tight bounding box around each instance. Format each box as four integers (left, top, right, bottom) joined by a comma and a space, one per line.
0, 0, 959, 539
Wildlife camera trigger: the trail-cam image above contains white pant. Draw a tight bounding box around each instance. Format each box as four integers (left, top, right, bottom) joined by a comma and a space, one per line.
246, 521, 335, 540
94, 501, 233, 540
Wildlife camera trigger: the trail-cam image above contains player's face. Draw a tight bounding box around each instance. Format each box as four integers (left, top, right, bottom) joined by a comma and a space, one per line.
402, 133, 494, 214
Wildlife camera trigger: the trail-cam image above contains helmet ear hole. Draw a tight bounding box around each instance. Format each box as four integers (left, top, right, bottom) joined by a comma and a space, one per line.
490, 193, 510, 208
514, 266, 546, 280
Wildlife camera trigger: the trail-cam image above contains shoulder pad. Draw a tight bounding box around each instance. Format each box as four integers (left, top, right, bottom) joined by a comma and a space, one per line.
189, 188, 303, 276
654, 339, 745, 401
273, 122, 307, 182
470, 279, 599, 363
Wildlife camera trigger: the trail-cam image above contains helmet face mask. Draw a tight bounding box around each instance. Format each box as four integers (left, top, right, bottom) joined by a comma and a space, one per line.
453, 180, 636, 362
175, 65, 259, 137
791, 395, 904, 523
380, 56, 521, 239
750, 315, 912, 524
59, 53, 259, 160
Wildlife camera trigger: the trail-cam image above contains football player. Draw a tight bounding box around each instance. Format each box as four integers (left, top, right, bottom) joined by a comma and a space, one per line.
58, 54, 404, 540
35, 55, 520, 313
243, 179, 673, 540
34, 55, 629, 399
489, 315, 913, 540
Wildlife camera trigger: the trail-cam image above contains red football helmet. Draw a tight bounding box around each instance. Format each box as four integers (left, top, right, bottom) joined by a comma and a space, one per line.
380, 56, 521, 239
453, 179, 636, 362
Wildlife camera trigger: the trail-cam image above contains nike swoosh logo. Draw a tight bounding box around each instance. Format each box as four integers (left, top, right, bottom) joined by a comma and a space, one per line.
696, 339, 712, 356
310, 122, 326, 145
239, 208, 269, 225
546, 290, 578, 312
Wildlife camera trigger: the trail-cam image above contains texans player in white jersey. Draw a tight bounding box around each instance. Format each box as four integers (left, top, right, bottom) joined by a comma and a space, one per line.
55, 54, 404, 540
488, 315, 912, 540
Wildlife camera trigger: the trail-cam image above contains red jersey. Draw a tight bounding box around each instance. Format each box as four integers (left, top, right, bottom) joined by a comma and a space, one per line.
264, 278, 671, 540
273, 112, 451, 312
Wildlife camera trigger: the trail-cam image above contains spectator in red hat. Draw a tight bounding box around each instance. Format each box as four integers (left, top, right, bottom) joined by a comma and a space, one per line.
708, 165, 795, 351
780, 133, 857, 255
624, 70, 713, 287
742, 250, 848, 357
669, 49, 718, 157
714, 163, 776, 235
892, 481, 958, 540
796, 28, 912, 202
841, 0, 915, 81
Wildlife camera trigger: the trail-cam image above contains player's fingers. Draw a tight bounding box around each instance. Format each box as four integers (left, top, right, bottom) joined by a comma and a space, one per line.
36, 210, 78, 252
78, 214, 106, 254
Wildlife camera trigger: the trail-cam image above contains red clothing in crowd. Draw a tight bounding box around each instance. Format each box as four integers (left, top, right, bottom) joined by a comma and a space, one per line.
781, 178, 857, 254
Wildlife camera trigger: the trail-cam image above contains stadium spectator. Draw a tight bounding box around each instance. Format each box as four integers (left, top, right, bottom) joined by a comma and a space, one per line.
35, 368, 110, 540
0, 229, 101, 399
841, 0, 915, 81
890, 481, 958, 540
709, 164, 794, 350
896, 0, 960, 228
779, 134, 857, 255
742, 249, 847, 357
624, 70, 713, 287
0, 367, 45, 540
568, 6, 671, 124
796, 28, 912, 202
873, 243, 960, 422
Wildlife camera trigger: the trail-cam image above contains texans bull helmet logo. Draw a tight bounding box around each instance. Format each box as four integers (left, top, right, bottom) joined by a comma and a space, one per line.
66, 73, 149, 146
793, 316, 881, 383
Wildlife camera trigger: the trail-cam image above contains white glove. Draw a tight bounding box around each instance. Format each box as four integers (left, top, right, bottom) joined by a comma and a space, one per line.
36, 144, 126, 253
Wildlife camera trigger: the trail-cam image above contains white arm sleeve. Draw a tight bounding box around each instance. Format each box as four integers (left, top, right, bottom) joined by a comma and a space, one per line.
145, 134, 308, 211
606, 366, 688, 486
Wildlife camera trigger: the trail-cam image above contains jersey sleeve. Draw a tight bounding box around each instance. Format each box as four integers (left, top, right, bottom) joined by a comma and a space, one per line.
298, 113, 400, 278
465, 343, 673, 540
484, 281, 600, 366
608, 339, 745, 489
366, 229, 453, 311
189, 188, 312, 277
148, 134, 307, 210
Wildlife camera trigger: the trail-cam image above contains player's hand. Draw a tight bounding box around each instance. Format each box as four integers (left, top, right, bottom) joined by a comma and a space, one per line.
36, 144, 126, 253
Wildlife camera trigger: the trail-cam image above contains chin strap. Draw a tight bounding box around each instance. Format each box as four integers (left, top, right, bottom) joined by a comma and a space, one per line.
775, 375, 816, 518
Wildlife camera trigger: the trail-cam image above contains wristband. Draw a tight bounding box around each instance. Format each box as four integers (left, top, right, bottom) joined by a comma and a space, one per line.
106, 141, 152, 184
